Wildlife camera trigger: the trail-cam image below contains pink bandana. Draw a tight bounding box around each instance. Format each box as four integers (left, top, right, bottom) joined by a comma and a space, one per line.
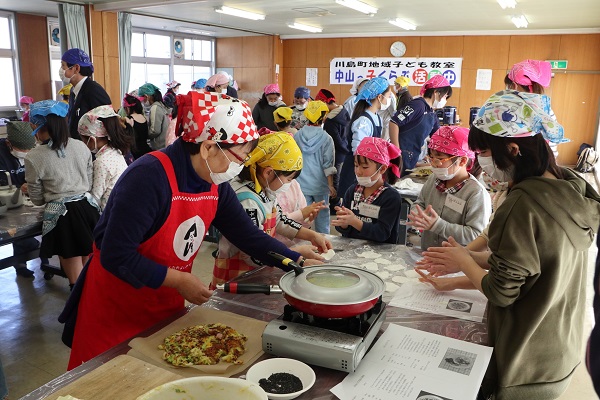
356, 137, 401, 177
175, 91, 259, 144
420, 74, 450, 96
264, 83, 280, 95
429, 126, 474, 159
508, 59, 552, 89
19, 96, 34, 104
206, 73, 229, 88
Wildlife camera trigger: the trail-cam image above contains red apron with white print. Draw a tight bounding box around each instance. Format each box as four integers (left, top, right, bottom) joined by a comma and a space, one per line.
68, 151, 218, 370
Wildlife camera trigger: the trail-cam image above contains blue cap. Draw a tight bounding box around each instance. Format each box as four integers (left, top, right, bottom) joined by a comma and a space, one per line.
29, 100, 69, 136
294, 86, 310, 99
61, 48, 94, 69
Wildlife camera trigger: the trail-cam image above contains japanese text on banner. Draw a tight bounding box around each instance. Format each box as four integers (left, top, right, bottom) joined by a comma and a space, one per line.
329, 57, 463, 87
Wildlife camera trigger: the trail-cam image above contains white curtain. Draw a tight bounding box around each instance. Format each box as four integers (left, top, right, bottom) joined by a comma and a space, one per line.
118, 12, 132, 98
60, 4, 89, 54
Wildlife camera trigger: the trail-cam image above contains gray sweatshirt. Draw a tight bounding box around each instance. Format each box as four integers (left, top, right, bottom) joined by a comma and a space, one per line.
24, 139, 93, 205
148, 102, 170, 150
413, 174, 492, 249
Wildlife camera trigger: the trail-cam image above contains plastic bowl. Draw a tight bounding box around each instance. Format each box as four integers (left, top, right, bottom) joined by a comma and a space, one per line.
136, 376, 268, 400
246, 358, 316, 400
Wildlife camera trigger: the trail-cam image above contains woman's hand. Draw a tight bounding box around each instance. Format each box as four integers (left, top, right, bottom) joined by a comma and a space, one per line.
407, 204, 439, 231
291, 244, 325, 261
301, 201, 327, 222
164, 269, 213, 305
421, 237, 473, 274
331, 206, 357, 229
415, 268, 472, 291
303, 258, 324, 267
20, 183, 28, 195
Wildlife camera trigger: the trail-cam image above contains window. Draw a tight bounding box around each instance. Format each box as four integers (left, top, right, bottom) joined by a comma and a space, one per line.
129, 29, 214, 95
0, 13, 19, 109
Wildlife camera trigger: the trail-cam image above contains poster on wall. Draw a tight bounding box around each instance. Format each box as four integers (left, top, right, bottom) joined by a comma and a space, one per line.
306, 68, 318, 86
174, 38, 185, 59
329, 57, 462, 88
48, 21, 60, 47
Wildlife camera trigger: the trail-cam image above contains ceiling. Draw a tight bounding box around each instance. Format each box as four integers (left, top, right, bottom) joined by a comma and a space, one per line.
1, 0, 599, 38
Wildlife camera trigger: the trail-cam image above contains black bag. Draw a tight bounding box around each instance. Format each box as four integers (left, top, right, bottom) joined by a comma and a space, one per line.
575, 143, 599, 173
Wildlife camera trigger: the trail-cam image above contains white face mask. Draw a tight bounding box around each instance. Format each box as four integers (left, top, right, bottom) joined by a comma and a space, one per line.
265, 175, 291, 198
356, 167, 381, 188
268, 101, 279, 107
10, 150, 27, 159
478, 155, 514, 182
379, 95, 391, 111
432, 95, 447, 109
431, 158, 459, 181
205, 146, 244, 185
58, 67, 71, 85
220, 88, 228, 94
295, 102, 307, 111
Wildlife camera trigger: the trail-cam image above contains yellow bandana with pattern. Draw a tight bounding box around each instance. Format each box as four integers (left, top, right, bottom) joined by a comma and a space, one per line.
244, 132, 303, 193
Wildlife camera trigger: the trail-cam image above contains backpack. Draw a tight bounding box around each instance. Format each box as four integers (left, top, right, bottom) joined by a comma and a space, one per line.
575, 144, 599, 173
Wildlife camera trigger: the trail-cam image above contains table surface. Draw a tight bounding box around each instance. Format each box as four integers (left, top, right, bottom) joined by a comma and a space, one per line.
0, 204, 43, 244
23, 235, 488, 400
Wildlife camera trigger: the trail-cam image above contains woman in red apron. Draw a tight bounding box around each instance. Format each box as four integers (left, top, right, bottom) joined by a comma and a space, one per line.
67, 93, 330, 369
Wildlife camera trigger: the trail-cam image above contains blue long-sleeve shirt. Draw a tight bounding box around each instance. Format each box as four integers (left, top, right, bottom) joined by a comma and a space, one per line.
94, 138, 300, 289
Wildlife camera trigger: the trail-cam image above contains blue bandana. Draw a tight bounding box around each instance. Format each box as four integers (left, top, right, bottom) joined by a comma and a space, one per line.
61, 48, 93, 70
356, 77, 389, 105
294, 86, 310, 99
30, 100, 69, 136
193, 78, 207, 89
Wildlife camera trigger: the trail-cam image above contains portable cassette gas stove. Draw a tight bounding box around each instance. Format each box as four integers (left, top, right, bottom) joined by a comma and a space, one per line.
262, 298, 386, 372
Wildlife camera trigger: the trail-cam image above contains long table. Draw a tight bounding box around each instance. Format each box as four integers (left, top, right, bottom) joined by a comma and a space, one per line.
22, 235, 488, 399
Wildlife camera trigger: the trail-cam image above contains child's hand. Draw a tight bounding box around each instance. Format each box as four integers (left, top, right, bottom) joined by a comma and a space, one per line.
301, 201, 327, 222
328, 185, 337, 198
407, 204, 439, 231
331, 206, 357, 229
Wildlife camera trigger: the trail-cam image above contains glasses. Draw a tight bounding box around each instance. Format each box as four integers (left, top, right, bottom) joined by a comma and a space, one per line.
218, 144, 246, 165
426, 155, 458, 167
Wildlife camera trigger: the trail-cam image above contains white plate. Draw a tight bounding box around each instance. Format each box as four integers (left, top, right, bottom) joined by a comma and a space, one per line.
136, 376, 267, 400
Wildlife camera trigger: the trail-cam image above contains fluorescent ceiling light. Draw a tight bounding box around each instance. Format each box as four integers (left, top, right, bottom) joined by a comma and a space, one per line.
287, 22, 323, 33
511, 14, 528, 28
215, 6, 265, 20
335, 0, 377, 16
497, 0, 517, 9
176, 26, 213, 35
389, 18, 416, 31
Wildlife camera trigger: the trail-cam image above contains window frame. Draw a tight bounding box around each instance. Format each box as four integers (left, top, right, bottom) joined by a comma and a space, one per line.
0, 11, 21, 111
130, 27, 214, 93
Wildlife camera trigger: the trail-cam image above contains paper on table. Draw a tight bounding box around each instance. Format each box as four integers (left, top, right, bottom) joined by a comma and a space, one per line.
330, 324, 493, 400
127, 307, 267, 378
389, 280, 488, 322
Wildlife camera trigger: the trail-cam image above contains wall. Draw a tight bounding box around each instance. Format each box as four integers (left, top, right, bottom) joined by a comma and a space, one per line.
216, 35, 281, 109
15, 13, 52, 102
88, 6, 121, 109
217, 33, 600, 165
